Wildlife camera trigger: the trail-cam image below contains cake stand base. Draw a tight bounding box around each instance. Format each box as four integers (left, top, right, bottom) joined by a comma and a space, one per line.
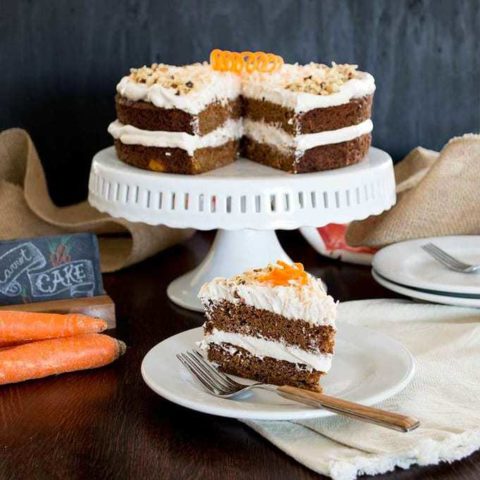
167, 229, 292, 312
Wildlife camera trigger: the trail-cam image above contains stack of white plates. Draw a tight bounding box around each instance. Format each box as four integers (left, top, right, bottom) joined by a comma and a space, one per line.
372, 236, 480, 307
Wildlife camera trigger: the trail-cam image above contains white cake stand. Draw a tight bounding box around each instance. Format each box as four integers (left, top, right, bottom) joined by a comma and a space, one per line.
89, 147, 396, 311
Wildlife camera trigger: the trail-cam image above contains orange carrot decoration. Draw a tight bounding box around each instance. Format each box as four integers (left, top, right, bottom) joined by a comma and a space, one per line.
0, 334, 125, 385
210, 49, 284, 74
258, 261, 309, 286
0, 311, 107, 345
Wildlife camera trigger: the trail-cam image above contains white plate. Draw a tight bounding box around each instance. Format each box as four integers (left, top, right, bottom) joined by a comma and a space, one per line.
141, 324, 415, 420
372, 269, 480, 308
373, 236, 480, 295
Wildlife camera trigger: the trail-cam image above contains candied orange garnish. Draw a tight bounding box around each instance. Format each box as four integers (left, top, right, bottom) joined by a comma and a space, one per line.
210, 49, 283, 75
258, 261, 308, 286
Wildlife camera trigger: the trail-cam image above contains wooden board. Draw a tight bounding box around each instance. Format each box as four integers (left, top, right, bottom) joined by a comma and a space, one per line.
0, 295, 116, 329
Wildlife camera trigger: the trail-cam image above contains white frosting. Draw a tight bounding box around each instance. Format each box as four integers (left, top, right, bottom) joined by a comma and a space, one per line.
108, 119, 243, 155
243, 118, 373, 154
117, 72, 241, 115
201, 329, 332, 372
242, 70, 375, 112
199, 275, 336, 327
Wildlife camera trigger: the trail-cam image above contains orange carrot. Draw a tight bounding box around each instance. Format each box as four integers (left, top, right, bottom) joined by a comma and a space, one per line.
258, 260, 309, 286
0, 311, 107, 345
0, 334, 125, 385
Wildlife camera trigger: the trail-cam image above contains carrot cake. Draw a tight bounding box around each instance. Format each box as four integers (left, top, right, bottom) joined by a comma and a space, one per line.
198, 261, 337, 391
108, 63, 242, 174
242, 62, 375, 172
108, 55, 375, 175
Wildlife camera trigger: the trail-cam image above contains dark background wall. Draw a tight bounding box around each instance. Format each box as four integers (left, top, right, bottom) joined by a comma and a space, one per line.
1, 0, 479, 206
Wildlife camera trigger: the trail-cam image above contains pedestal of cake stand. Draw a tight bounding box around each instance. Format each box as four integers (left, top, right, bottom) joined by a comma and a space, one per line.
167, 229, 292, 311
89, 147, 396, 311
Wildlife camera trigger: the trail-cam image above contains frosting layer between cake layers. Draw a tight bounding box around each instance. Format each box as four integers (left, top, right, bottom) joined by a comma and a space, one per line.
201, 329, 333, 372
243, 118, 373, 156
108, 119, 243, 156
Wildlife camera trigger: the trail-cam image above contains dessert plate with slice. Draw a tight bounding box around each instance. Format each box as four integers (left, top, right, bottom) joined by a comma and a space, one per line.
141, 323, 414, 421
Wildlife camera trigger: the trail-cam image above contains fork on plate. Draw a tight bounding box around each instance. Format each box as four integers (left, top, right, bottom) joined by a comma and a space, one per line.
177, 350, 419, 432
422, 242, 480, 273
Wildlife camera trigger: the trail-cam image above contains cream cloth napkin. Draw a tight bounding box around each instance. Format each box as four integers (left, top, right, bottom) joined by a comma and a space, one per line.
347, 134, 480, 247
0, 128, 193, 272
244, 299, 480, 480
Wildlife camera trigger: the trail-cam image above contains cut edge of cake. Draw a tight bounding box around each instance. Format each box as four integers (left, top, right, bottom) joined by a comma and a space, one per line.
241, 62, 375, 173
109, 62, 242, 174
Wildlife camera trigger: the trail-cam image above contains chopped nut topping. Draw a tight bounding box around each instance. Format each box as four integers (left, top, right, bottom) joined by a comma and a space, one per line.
127, 62, 224, 95
284, 62, 359, 95
126, 61, 361, 98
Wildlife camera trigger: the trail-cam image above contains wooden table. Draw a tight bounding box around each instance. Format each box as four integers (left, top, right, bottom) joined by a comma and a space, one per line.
1, 231, 478, 479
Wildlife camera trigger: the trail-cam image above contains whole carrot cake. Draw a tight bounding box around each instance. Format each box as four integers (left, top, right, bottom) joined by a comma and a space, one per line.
198, 261, 337, 391
108, 52, 375, 175
108, 63, 242, 174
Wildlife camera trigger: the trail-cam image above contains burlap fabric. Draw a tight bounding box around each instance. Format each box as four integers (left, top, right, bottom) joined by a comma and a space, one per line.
347, 134, 480, 247
0, 128, 193, 272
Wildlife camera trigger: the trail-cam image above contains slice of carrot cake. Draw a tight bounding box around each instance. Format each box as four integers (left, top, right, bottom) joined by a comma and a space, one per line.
198, 261, 337, 391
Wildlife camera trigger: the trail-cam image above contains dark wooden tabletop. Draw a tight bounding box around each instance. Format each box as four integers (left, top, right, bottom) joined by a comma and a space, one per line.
1, 230, 478, 480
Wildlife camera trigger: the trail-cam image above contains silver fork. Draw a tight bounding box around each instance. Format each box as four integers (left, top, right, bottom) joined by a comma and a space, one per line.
422, 242, 480, 273
177, 350, 420, 432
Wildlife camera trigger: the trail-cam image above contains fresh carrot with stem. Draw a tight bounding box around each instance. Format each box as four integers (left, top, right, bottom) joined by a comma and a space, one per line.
0, 311, 107, 345
0, 334, 126, 385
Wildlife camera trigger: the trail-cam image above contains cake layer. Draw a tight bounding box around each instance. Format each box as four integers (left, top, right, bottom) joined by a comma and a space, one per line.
113, 139, 238, 174
207, 343, 323, 391
204, 300, 335, 353
243, 95, 372, 135
242, 133, 371, 173
108, 119, 243, 155
116, 95, 242, 135
199, 272, 335, 327
202, 329, 333, 372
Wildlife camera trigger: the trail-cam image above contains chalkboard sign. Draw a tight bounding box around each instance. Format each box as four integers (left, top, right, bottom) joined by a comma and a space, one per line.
0, 233, 104, 305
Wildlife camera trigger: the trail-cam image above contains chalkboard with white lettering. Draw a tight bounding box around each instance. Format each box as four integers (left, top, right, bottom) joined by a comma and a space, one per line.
0, 233, 104, 305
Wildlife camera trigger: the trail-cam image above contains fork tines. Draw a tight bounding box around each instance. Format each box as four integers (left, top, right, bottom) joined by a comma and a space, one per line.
177, 351, 239, 395
422, 242, 470, 270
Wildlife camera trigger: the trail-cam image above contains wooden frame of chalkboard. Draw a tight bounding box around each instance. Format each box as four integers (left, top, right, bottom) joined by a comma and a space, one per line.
0, 295, 116, 328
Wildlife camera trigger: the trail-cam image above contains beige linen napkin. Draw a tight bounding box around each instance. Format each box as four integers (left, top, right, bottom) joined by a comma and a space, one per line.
244, 299, 480, 480
347, 134, 480, 247
0, 128, 192, 272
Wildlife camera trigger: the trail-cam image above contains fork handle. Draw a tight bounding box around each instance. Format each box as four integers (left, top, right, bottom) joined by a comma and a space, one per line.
277, 385, 420, 432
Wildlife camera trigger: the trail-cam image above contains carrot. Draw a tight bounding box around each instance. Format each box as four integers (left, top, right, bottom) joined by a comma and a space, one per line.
0, 334, 125, 385
0, 311, 107, 345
